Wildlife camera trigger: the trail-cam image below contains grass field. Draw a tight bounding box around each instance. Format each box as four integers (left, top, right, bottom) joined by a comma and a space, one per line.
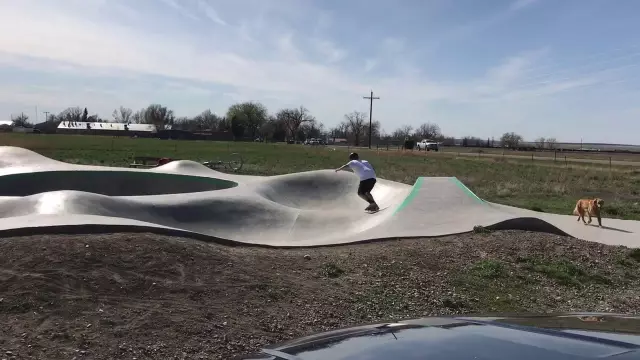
2, 133, 639, 220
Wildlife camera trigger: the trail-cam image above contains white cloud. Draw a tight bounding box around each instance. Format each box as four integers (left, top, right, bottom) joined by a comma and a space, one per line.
197, 0, 227, 26
158, 0, 200, 20
364, 59, 377, 72
312, 39, 347, 63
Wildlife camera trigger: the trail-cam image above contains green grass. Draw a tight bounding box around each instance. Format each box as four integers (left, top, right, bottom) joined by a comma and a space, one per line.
2, 133, 640, 220
628, 249, 640, 262
470, 260, 505, 279
321, 263, 345, 278
516, 257, 612, 287
472, 225, 492, 234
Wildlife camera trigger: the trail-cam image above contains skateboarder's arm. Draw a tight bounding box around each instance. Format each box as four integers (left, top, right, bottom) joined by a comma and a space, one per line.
335, 162, 352, 172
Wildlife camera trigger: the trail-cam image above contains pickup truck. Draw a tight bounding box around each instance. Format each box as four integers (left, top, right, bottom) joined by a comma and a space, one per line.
416, 139, 439, 151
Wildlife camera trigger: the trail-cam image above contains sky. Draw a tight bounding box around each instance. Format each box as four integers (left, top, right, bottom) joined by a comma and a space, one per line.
1, 0, 639, 144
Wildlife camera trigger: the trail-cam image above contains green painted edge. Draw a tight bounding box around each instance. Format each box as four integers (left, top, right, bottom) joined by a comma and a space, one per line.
449, 177, 485, 205
392, 177, 424, 215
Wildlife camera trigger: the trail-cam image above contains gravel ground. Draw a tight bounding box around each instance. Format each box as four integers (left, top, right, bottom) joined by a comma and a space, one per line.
1, 230, 639, 359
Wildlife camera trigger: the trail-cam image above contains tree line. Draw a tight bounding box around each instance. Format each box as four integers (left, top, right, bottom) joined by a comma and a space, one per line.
9, 102, 553, 148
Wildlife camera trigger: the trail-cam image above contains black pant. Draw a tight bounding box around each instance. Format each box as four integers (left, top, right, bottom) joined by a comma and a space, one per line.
358, 178, 376, 198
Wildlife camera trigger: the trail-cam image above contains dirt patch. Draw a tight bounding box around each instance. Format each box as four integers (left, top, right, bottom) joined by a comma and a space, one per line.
0, 231, 639, 359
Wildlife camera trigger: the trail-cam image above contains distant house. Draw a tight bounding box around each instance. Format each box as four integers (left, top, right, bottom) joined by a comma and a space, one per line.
56, 121, 163, 137
329, 138, 348, 144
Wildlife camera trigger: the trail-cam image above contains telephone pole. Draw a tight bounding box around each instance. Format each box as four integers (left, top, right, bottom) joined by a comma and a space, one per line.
363, 90, 380, 149
43, 111, 50, 122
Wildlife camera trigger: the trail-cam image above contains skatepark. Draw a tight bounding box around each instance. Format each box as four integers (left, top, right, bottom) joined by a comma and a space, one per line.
0, 145, 637, 248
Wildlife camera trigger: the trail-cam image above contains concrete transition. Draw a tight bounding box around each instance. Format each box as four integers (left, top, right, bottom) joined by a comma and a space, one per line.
0, 146, 637, 248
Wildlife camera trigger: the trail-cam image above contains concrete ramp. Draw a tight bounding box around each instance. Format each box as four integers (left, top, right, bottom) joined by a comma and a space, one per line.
0, 146, 637, 248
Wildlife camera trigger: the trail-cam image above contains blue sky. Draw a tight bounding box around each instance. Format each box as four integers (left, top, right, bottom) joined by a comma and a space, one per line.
1, 0, 639, 143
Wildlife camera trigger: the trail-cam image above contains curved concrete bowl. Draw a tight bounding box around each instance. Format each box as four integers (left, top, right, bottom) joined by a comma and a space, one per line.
0, 170, 238, 197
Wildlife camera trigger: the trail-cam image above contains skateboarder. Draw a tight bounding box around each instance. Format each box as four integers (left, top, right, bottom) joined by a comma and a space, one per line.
335, 152, 380, 212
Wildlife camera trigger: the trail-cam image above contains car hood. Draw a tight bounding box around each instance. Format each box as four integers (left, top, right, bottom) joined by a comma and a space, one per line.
235, 313, 640, 360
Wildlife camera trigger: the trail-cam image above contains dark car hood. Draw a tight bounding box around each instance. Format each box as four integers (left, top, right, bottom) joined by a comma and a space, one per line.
235, 313, 640, 360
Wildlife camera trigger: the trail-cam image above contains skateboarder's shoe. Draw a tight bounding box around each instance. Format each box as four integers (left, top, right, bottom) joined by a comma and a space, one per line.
365, 204, 375, 211
366, 204, 379, 212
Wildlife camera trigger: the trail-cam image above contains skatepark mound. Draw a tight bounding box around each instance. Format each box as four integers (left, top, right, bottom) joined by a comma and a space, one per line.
254, 170, 409, 210
0, 170, 238, 197
0, 146, 637, 247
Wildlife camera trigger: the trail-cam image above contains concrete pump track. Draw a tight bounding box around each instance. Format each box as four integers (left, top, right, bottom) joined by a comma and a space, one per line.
0, 146, 637, 248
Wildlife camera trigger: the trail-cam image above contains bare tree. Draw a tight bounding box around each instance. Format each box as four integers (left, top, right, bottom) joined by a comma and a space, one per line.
275, 106, 315, 141
258, 116, 287, 142
112, 106, 133, 123
534, 137, 546, 149
300, 120, 325, 139
11, 113, 31, 128
172, 117, 191, 131
500, 132, 524, 148
414, 123, 441, 140
329, 121, 349, 143
391, 125, 413, 140
344, 111, 367, 146
57, 107, 83, 123
363, 120, 381, 144
131, 108, 146, 124
546, 137, 557, 150
338, 121, 349, 137
143, 104, 175, 131
192, 109, 223, 131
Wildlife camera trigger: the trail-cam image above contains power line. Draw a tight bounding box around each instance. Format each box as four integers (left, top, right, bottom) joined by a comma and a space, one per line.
363, 90, 380, 149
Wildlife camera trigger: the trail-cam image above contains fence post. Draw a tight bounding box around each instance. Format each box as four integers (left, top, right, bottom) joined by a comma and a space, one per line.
531, 153, 534, 161
565, 156, 567, 167
609, 157, 612, 170
554, 151, 557, 161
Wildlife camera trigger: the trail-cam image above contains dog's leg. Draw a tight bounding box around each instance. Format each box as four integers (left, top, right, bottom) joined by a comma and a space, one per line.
597, 213, 602, 227
578, 208, 588, 224
587, 212, 592, 224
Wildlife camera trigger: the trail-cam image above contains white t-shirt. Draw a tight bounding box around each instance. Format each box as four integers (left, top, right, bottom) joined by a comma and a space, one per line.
347, 160, 376, 181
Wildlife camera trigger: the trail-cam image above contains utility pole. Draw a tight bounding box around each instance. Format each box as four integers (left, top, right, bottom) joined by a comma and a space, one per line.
363, 90, 380, 149
43, 111, 50, 122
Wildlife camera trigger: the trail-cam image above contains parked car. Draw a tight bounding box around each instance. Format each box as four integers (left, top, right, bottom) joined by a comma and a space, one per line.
234, 313, 640, 360
417, 139, 439, 151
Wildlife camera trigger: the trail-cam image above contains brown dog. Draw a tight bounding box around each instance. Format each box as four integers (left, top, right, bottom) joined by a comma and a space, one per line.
573, 198, 604, 227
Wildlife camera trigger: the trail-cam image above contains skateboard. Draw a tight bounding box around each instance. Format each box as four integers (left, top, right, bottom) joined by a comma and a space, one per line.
366, 206, 389, 214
